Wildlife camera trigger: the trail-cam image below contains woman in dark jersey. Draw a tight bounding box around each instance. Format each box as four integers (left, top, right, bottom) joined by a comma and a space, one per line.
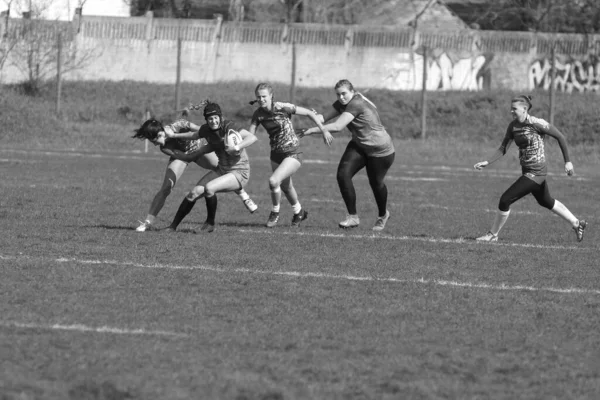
300, 79, 395, 231
474, 95, 586, 242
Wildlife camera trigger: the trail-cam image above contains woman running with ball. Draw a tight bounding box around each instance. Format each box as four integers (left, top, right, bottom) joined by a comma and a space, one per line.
132, 105, 257, 232
162, 101, 258, 233
474, 94, 586, 242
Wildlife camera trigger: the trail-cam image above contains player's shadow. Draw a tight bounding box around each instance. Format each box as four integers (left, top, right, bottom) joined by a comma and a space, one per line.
81, 224, 134, 231
217, 221, 266, 229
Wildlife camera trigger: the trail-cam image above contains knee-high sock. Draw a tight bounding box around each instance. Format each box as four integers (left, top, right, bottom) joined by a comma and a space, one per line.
236, 189, 249, 201
170, 198, 197, 229
270, 186, 281, 212
205, 195, 217, 225
491, 210, 510, 236
551, 200, 578, 227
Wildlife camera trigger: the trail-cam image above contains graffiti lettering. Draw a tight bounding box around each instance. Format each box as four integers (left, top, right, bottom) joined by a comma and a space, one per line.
382, 52, 493, 91
529, 56, 600, 93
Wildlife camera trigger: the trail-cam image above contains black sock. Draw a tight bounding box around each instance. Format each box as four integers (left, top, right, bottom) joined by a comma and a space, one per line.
170, 198, 196, 229
205, 195, 217, 225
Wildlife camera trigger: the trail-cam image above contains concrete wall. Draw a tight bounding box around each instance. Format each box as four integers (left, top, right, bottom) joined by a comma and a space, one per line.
2, 16, 600, 93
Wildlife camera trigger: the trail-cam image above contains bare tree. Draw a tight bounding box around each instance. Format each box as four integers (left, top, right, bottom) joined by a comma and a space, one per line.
6, 0, 100, 93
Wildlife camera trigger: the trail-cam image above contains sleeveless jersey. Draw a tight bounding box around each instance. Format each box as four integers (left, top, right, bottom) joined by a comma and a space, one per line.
197, 120, 250, 173
251, 102, 299, 153
333, 94, 394, 157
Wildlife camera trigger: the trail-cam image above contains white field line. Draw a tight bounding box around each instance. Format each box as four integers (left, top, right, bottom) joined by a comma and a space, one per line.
1, 254, 599, 296
0, 321, 188, 337
237, 229, 592, 251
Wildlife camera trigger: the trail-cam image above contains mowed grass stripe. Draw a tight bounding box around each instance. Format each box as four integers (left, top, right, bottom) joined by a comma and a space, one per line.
0, 321, 188, 337
2, 254, 599, 296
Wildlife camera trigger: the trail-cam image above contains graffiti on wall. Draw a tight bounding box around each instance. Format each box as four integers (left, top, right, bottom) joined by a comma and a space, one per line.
382, 50, 494, 91
529, 55, 600, 93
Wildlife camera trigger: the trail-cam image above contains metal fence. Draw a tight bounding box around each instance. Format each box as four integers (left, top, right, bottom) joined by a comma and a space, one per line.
2, 16, 599, 56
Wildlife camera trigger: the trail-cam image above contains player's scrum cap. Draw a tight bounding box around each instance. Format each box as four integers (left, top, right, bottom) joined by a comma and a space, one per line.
203, 102, 222, 119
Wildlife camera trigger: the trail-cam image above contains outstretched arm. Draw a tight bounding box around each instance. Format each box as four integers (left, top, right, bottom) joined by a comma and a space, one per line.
302, 110, 353, 136
164, 121, 202, 140
161, 144, 213, 162
294, 106, 333, 146
474, 128, 512, 170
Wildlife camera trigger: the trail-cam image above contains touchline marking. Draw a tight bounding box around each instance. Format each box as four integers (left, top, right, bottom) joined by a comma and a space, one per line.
237, 229, 592, 251
2, 254, 599, 296
0, 321, 188, 337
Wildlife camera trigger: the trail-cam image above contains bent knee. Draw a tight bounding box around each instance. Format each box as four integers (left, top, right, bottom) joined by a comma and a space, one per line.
537, 197, 555, 210
268, 177, 280, 190
498, 197, 512, 212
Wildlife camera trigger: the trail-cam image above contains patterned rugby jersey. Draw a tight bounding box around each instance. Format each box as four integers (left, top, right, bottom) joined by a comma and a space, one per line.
501, 115, 551, 176
250, 102, 299, 153
197, 120, 249, 173
163, 119, 205, 154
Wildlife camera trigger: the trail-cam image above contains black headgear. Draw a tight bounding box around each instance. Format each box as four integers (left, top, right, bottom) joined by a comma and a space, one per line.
203, 102, 222, 119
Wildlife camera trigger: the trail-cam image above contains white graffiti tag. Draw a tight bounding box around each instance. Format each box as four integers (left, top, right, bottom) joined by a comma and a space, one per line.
529, 57, 600, 93
383, 52, 489, 91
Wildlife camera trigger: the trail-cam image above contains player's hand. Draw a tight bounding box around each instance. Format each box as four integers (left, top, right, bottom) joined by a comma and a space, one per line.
296, 128, 308, 138
474, 161, 489, 170
225, 144, 240, 156
322, 130, 334, 147
565, 161, 574, 176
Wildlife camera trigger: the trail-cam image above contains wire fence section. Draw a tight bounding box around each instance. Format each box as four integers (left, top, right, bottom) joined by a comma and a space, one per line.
3, 16, 599, 56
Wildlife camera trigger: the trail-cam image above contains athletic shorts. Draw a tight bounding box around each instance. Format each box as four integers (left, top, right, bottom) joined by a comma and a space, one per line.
218, 165, 250, 188
270, 150, 303, 165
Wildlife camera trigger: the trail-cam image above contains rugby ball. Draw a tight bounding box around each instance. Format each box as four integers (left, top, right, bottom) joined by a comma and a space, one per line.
226, 129, 242, 148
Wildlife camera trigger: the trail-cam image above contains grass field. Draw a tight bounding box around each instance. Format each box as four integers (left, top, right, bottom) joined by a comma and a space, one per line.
1, 131, 599, 400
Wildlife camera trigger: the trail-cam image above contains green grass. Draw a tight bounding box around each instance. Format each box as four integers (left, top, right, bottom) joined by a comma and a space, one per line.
0, 142, 599, 399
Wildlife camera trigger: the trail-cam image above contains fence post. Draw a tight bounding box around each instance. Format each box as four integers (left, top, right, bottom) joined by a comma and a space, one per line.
144, 108, 151, 153
420, 47, 427, 139
290, 40, 296, 104
56, 32, 62, 115
175, 28, 182, 111
206, 14, 223, 83
549, 43, 555, 125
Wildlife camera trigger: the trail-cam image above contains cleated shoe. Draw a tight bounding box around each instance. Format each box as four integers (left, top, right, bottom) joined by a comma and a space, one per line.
476, 231, 498, 242
162, 226, 177, 233
372, 210, 390, 232
291, 209, 308, 227
573, 220, 587, 242
243, 198, 258, 213
339, 214, 360, 229
266, 211, 280, 228
136, 220, 153, 232
195, 222, 215, 233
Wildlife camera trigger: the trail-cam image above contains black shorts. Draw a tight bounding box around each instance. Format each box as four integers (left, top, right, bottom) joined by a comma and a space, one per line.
270, 150, 303, 165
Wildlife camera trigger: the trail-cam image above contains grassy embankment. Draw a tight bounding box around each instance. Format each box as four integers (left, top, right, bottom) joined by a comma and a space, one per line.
2, 80, 599, 166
